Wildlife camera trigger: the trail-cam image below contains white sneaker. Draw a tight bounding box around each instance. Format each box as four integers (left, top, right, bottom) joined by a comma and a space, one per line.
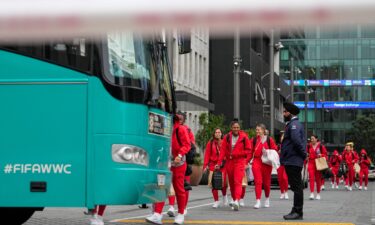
223, 195, 229, 206
183, 209, 187, 216
280, 193, 285, 199
331, 184, 335, 189
335, 185, 339, 189
345, 185, 348, 190
359, 186, 362, 190
284, 192, 289, 200
364, 186, 368, 191
321, 185, 325, 191
90, 215, 104, 225
349, 186, 353, 191
253, 199, 261, 209
309, 193, 314, 200
264, 198, 270, 208
167, 206, 175, 217
174, 213, 184, 225
232, 200, 239, 211
229, 198, 234, 207
146, 213, 163, 225
239, 199, 245, 207
315, 194, 321, 200
212, 201, 220, 208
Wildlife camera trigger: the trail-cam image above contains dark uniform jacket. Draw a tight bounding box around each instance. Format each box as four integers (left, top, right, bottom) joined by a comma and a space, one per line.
280, 117, 307, 167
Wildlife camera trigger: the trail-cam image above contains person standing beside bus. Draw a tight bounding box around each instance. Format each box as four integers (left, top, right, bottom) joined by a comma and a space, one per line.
306, 135, 327, 200
359, 149, 371, 191
329, 150, 341, 189
280, 102, 306, 220
203, 128, 228, 208
146, 114, 190, 225
216, 119, 251, 211
250, 123, 278, 209
181, 113, 195, 216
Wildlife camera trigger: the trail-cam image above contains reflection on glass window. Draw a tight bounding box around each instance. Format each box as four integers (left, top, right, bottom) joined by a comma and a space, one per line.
107, 32, 150, 85
105, 32, 174, 113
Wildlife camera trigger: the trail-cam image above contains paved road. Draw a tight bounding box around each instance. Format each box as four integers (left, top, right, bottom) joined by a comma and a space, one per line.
25, 182, 374, 225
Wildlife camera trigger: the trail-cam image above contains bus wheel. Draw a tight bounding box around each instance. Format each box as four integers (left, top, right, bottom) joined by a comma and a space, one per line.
0, 207, 37, 224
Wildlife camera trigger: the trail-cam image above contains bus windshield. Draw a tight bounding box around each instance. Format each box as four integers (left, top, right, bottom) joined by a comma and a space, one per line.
105, 32, 174, 113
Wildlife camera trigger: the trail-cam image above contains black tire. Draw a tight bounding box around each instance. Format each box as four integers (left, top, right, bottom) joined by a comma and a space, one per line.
0, 207, 36, 225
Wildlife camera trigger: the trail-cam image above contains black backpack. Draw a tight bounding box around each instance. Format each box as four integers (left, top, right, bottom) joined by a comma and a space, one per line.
175, 127, 196, 165
338, 161, 348, 177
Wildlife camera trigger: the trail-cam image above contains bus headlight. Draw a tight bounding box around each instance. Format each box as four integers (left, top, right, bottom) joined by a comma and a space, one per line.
112, 144, 149, 166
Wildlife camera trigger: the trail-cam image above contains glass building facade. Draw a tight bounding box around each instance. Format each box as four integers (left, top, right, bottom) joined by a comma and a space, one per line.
280, 26, 375, 150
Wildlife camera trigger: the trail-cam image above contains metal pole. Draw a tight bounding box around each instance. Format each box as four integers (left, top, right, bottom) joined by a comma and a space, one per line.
321, 102, 324, 142
314, 90, 317, 134
290, 57, 294, 102
234, 28, 241, 120
270, 29, 275, 137
304, 79, 308, 138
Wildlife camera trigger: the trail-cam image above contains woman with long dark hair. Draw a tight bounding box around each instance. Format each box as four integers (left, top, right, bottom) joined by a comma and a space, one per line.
203, 128, 228, 208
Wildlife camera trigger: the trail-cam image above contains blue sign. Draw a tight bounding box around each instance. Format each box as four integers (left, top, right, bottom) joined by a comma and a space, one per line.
294, 101, 375, 109
286, 79, 375, 86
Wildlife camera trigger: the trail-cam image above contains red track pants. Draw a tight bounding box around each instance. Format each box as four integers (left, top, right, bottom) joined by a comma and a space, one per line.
308, 162, 322, 193
154, 163, 187, 214
331, 167, 340, 185
252, 158, 272, 200
345, 165, 355, 186
359, 169, 369, 187
225, 158, 245, 201
93, 205, 106, 216
277, 165, 289, 193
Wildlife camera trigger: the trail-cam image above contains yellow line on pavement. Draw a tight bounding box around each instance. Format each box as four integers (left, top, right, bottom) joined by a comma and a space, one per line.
117, 219, 354, 225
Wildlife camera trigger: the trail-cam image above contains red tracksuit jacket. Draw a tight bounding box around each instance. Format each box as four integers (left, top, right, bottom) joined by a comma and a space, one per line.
172, 122, 191, 158
203, 139, 222, 171
218, 131, 252, 165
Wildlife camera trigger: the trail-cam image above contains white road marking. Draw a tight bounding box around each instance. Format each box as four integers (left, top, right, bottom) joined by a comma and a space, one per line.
110, 202, 214, 222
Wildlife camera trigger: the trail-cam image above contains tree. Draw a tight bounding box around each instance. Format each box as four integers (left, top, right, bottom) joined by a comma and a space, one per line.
195, 113, 229, 150
346, 114, 375, 159
195, 113, 257, 151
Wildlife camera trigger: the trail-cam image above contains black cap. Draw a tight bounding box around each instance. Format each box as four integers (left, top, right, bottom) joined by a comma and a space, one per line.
283, 102, 300, 115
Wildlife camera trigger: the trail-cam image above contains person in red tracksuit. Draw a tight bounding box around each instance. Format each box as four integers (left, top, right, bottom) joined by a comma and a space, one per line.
146, 114, 190, 225
277, 132, 289, 200
359, 149, 371, 191
249, 123, 278, 209
329, 150, 341, 189
342, 142, 359, 191
203, 128, 228, 208
182, 114, 195, 216
306, 135, 327, 200
216, 119, 251, 211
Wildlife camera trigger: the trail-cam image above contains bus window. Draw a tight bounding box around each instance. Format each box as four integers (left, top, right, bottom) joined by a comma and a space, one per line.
1, 39, 92, 74
106, 32, 150, 88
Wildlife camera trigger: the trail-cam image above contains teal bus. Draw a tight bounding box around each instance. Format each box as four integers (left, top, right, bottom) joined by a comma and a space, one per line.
0, 32, 174, 224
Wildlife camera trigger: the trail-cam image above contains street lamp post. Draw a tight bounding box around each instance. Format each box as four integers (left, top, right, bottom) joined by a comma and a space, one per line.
233, 28, 241, 120
270, 29, 275, 137
290, 57, 294, 102
304, 79, 308, 138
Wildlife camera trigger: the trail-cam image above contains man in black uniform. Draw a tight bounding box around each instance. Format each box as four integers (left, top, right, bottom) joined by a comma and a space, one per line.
280, 102, 307, 220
